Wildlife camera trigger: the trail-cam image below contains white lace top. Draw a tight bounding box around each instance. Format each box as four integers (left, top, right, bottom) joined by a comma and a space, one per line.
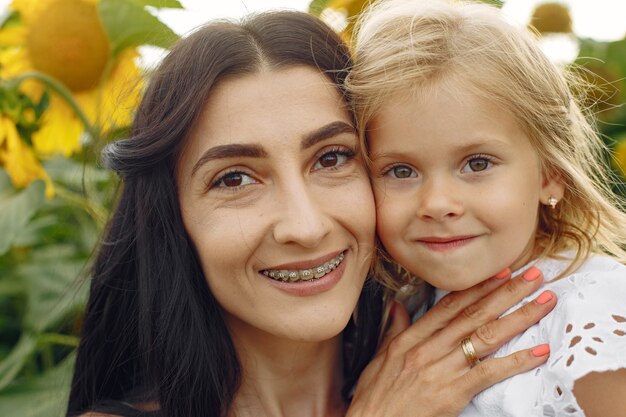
432, 253, 626, 417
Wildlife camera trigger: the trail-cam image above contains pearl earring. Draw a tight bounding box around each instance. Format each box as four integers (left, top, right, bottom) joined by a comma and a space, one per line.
547, 196, 558, 209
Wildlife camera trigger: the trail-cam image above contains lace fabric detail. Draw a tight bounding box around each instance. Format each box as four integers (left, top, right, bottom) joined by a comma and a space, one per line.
439, 253, 626, 417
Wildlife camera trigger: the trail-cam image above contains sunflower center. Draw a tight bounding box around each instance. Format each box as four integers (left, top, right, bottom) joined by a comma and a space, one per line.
26, 0, 110, 92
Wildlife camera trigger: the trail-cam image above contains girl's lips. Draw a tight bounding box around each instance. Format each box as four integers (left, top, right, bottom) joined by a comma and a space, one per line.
417, 235, 478, 251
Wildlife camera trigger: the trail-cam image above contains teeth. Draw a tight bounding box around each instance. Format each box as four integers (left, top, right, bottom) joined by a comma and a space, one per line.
300, 269, 314, 281
262, 251, 345, 283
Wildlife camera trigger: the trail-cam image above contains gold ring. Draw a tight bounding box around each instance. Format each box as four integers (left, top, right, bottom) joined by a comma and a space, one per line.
461, 337, 480, 368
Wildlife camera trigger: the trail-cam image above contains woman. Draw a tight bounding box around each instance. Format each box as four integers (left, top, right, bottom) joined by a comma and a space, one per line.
68, 11, 556, 417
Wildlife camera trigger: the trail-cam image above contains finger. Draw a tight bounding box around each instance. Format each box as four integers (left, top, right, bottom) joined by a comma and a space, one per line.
471, 290, 556, 357
440, 290, 557, 371
378, 301, 411, 353
438, 266, 545, 348
395, 268, 513, 347
459, 343, 551, 398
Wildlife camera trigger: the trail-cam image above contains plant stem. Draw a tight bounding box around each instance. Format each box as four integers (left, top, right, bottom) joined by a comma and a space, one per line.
7, 71, 100, 140
39, 333, 81, 348
54, 184, 108, 226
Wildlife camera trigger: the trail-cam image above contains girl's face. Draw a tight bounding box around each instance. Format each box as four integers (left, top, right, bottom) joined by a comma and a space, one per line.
177, 66, 375, 344
368, 79, 563, 291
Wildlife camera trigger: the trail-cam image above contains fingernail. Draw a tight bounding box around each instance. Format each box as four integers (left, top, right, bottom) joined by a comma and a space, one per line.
494, 268, 511, 279
522, 266, 541, 281
532, 343, 550, 357
536, 291, 553, 305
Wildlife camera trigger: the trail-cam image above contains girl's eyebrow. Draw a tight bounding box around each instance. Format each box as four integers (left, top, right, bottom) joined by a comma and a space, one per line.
452, 137, 510, 153
191, 121, 356, 177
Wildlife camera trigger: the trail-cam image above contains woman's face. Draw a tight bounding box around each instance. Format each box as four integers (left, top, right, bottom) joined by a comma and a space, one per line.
177, 66, 375, 344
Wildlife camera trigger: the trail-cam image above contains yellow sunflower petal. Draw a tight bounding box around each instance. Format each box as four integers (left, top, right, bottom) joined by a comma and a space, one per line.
100, 50, 144, 131
0, 25, 26, 47
76, 49, 144, 133
0, 48, 32, 78
0, 116, 7, 148
31, 99, 83, 157
0, 116, 54, 197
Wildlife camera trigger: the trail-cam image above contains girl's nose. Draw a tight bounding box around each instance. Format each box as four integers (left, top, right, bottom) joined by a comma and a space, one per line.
416, 179, 464, 222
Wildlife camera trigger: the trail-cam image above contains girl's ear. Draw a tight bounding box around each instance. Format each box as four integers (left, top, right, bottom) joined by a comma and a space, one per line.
539, 169, 565, 206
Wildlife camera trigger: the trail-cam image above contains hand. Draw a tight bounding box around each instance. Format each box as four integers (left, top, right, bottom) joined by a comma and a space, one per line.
346, 267, 556, 417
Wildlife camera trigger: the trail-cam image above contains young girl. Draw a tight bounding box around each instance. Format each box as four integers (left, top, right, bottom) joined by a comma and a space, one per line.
347, 0, 626, 416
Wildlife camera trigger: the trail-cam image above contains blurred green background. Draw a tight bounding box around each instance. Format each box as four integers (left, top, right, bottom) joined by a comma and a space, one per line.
0, 0, 624, 415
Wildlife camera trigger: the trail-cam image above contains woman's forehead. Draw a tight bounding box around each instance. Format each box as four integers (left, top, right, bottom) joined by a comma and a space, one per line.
189, 68, 348, 145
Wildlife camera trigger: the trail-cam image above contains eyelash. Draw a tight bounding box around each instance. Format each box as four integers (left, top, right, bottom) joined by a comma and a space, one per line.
379, 154, 496, 178
313, 146, 356, 171
380, 163, 416, 179
206, 146, 357, 192
461, 154, 495, 173
208, 168, 257, 192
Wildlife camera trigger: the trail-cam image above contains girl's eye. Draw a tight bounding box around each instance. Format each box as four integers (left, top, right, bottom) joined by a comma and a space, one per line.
313, 149, 355, 170
385, 165, 416, 179
212, 171, 257, 189
462, 157, 493, 173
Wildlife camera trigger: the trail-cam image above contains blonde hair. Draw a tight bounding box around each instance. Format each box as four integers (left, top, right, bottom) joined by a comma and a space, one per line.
347, 0, 626, 288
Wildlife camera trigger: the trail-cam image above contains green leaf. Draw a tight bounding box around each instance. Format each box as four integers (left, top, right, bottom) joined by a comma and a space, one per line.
34, 91, 49, 119
10, 215, 58, 248
17, 254, 88, 333
478, 0, 503, 7
0, 10, 20, 30
131, 0, 183, 8
0, 333, 37, 391
309, 0, 332, 15
0, 170, 11, 192
0, 353, 74, 417
0, 280, 24, 297
99, 0, 180, 56
0, 176, 45, 256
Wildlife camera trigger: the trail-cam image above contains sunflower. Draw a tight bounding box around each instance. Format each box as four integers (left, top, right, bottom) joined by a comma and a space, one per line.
0, 0, 143, 191
0, 114, 54, 197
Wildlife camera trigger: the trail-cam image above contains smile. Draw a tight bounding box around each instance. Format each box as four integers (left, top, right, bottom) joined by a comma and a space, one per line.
261, 251, 345, 282
418, 235, 478, 251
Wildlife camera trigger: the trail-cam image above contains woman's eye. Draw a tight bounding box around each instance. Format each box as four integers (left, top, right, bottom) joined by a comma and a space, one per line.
213, 171, 257, 189
313, 149, 353, 170
462, 157, 492, 173
386, 165, 416, 179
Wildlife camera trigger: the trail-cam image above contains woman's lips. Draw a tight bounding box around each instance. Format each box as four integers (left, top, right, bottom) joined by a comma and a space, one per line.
417, 235, 478, 252
261, 251, 349, 296
260, 250, 346, 282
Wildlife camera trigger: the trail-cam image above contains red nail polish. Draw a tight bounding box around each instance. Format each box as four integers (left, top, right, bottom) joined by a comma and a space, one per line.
523, 266, 541, 281
536, 291, 553, 305
532, 344, 550, 357
494, 268, 511, 280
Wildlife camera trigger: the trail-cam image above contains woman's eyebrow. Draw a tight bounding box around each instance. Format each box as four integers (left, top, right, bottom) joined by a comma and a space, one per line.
301, 121, 356, 150
191, 121, 355, 177
191, 143, 267, 176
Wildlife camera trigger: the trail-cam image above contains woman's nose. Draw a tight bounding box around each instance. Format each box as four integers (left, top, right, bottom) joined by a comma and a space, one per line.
416, 178, 464, 222
272, 182, 332, 247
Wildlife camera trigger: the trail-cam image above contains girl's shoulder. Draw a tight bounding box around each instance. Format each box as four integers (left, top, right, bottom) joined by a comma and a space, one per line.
541, 253, 626, 307
537, 253, 626, 384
